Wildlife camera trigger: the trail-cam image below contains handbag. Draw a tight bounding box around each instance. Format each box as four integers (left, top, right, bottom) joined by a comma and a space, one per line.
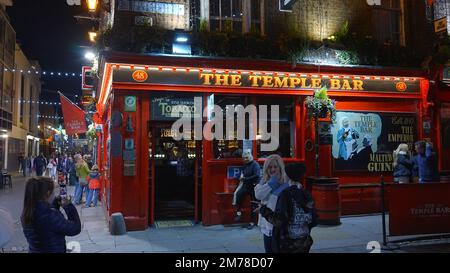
279, 235, 313, 253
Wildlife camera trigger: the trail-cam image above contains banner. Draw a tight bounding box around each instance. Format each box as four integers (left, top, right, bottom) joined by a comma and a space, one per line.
331, 111, 417, 172
389, 183, 450, 236
59, 92, 87, 135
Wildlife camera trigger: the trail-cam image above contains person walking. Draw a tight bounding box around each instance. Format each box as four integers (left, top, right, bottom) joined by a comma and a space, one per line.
259, 163, 317, 253
232, 150, 261, 229
393, 143, 413, 184
412, 141, 440, 183
74, 154, 90, 205
85, 165, 102, 208
21, 177, 81, 253
254, 154, 290, 253
33, 153, 46, 177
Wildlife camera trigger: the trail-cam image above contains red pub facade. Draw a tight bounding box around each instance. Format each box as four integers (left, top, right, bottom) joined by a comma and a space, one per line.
94, 52, 433, 231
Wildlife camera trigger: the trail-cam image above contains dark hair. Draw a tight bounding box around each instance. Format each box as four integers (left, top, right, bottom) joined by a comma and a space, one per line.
285, 163, 307, 182
415, 141, 426, 149
21, 177, 54, 226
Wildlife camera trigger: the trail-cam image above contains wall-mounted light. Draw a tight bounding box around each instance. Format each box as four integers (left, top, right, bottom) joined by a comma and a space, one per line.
1, 134, 8, 139
88, 31, 97, 42
86, 0, 99, 12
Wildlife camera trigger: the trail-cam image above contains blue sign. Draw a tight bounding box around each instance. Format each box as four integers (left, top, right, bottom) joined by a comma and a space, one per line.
227, 166, 243, 179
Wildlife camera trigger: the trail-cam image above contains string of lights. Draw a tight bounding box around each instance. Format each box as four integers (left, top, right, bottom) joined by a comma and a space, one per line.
38, 115, 64, 119
5, 67, 83, 77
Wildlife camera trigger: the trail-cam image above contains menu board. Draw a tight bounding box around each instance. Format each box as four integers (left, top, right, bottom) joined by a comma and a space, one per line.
331, 111, 417, 172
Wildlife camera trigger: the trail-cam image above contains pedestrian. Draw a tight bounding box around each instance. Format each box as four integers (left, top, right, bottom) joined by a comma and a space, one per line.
30, 156, 35, 176
47, 156, 57, 181
18, 153, 24, 174
74, 154, 90, 205
21, 177, 81, 253
33, 153, 46, 177
232, 150, 261, 230
393, 143, 413, 184
412, 141, 440, 183
21, 156, 29, 177
259, 163, 317, 253
67, 156, 78, 186
254, 154, 290, 253
85, 165, 101, 208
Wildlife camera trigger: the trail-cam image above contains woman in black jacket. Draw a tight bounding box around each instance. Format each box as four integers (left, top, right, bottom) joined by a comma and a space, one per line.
21, 177, 81, 253
259, 163, 317, 253
393, 143, 413, 184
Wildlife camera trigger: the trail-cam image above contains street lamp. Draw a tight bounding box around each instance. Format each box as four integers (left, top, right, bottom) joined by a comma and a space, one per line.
86, 0, 99, 13
84, 51, 95, 61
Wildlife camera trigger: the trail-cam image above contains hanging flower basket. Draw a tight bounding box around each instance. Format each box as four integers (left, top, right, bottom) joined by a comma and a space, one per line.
305, 87, 336, 122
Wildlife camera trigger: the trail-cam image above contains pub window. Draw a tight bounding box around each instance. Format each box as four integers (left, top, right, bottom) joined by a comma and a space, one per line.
372, 0, 401, 45
209, 0, 243, 32
256, 97, 295, 159
213, 95, 251, 159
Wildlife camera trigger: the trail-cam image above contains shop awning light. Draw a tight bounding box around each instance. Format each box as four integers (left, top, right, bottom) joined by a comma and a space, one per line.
88, 31, 97, 42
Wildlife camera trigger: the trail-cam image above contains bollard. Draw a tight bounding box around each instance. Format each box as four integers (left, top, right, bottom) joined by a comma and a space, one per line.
110, 212, 127, 235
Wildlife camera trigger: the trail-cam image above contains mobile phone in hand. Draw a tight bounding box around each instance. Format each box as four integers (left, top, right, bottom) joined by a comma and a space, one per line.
59, 184, 67, 198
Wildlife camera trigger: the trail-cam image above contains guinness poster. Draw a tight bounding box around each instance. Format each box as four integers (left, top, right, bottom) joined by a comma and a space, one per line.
332, 111, 417, 172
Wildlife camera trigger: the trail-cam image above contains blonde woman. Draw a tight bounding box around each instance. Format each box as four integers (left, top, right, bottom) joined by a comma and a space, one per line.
255, 154, 290, 253
74, 154, 91, 205
393, 143, 413, 184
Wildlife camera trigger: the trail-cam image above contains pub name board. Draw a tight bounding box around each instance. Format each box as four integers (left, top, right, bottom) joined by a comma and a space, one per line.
113, 67, 422, 94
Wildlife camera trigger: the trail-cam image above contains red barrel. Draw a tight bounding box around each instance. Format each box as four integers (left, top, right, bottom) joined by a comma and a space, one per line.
312, 183, 341, 225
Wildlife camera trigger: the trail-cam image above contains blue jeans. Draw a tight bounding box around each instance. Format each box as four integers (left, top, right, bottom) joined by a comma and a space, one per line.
74, 184, 88, 204
85, 189, 99, 207
263, 235, 273, 253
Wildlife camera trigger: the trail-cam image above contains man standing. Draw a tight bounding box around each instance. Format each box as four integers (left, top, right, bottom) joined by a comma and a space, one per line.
33, 153, 46, 177
233, 150, 261, 229
413, 141, 440, 183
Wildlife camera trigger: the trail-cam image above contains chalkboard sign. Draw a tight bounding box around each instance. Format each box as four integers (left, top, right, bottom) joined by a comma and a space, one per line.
331, 111, 417, 172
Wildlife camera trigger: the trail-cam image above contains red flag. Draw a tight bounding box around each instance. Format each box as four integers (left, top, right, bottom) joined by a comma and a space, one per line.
59, 92, 87, 135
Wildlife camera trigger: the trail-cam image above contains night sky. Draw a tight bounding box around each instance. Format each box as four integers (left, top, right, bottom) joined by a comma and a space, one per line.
7, 0, 94, 101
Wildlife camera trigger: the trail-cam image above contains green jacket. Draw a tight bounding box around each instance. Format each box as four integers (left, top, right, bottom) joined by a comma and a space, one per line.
76, 163, 90, 179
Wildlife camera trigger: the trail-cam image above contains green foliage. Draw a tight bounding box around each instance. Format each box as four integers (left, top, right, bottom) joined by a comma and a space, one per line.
305, 87, 336, 122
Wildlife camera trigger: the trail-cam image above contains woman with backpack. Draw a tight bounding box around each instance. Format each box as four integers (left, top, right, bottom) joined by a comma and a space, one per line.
259, 163, 317, 253
255, 154, 290, 253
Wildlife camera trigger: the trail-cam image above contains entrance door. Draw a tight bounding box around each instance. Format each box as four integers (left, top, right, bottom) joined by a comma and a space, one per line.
149, 124, 198, 221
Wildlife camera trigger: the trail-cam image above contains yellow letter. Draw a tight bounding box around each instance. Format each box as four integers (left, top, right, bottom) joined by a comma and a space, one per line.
311, 78, 322, 88
215, 74, 229, 86
330, 79, 341, 90
342, 80, 352, 90
290, 77, 301, 88
353, 80, 364, 91
274, 76, 289, 88
200, 73, 214, 85
230, 75, 242, 86
262, 76, 274, 87
248, 75, 261, 87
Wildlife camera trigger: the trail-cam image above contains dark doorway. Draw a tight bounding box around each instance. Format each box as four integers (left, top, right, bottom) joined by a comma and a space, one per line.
149, 124, 198, 220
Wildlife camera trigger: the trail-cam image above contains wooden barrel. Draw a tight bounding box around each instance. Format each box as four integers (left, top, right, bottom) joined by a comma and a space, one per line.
312, 183, 341, 225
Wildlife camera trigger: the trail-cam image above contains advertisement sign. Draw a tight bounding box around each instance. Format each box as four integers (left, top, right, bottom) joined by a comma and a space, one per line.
389, 183, 450, 236
151, 96, 201, 121
124, 96, 137, 112
331, 111, 417, 172
113, 67, 423, 94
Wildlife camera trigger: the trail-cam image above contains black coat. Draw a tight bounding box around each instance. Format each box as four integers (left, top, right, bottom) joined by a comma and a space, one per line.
260, 185, 317, 253
241, 160, 261, 188
23, 201, 81, 253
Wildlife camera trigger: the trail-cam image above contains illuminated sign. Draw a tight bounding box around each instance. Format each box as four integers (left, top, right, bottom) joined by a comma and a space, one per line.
113, 67, 423, 94
118, 0, 185, 15
82, 66, 94, 90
